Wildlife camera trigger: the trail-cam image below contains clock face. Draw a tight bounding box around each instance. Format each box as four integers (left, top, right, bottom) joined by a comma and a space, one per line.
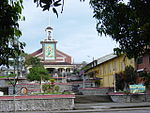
44, 43, 55, 60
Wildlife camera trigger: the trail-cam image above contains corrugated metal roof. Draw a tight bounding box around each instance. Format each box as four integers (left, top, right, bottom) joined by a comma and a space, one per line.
97, 53, 117, 65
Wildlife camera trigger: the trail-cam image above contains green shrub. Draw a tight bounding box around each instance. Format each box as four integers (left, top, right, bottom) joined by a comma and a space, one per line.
54, 85, 60, 92
42, 84, 51, 93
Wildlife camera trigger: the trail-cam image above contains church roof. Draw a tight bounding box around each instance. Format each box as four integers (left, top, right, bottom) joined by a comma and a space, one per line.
42, 62, 73, 65
97, 53, 117, 65
30, 48, 72, 64
30, 48, 71, 58
30, 48, 42, 57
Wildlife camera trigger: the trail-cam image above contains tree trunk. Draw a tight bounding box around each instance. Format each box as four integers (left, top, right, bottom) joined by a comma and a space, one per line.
40, 76, 43, 93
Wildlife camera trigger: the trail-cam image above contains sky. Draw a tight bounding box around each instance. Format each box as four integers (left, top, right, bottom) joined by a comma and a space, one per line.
19, 0, 118, 63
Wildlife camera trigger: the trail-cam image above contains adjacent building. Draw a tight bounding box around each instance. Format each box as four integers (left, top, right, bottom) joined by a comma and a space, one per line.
85, 53, 135, 88
136, 53, 150, 73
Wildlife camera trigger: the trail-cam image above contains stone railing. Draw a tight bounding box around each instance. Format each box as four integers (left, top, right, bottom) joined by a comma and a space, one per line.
0, 94, 75, 112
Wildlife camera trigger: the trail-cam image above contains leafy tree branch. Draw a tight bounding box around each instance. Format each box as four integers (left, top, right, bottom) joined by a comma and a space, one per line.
90, 0, 150, 58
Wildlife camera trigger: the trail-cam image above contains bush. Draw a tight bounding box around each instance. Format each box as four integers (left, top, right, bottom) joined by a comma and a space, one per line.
42, 83, 60, 93
42, 84, 51, 93
54, 85, 60, 92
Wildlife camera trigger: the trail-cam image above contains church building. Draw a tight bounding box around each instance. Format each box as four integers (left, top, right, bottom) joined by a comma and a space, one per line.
29, 27, 75, 77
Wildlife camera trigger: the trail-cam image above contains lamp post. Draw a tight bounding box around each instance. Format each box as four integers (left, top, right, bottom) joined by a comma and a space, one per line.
12, 37, 20, 113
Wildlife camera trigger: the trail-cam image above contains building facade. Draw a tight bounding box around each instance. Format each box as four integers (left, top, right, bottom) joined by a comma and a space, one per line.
136, 53, 150, 73
29, 27, 75, 77
85, 54, 135, 88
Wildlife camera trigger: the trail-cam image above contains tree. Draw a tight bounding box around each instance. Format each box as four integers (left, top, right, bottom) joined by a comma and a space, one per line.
0, 0, 25, 67
0, 0, 63, 67
0, 0, 87, 67
27, 66, 49, 92
116, 65, 137, 91
124, 66, 137, 85
33, 0, 85, 17
33, 0, 64, 17
115, 72, 125, 91
27, 66, 49, 82
90, 0, 150, 59
24, 55, 42, 68
139, 71, 150, 88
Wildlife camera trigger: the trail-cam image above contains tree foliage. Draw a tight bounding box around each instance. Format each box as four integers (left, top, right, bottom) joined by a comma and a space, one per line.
116, 66, 150, 91
27, 66, 49, 82
33, 0, 64, 17
24, 55, 42, 68
116, 65, 137, 91
0, 0, 25, 67
90, 0, 150, 58
0, 0, 65, 67
33, 0, 85, 17
139, 71, 150, 87
124, 65, 137, 84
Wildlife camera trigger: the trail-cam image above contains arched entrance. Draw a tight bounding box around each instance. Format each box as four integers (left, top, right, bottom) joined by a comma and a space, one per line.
46, 68, 55, 74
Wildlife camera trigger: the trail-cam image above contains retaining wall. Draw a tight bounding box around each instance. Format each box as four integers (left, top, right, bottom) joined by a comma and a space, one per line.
0, 94, 75, 112
75, 95, 112, 103
9, 83, 72, 95
109, 92, 150, 103
79, 87, 113, 95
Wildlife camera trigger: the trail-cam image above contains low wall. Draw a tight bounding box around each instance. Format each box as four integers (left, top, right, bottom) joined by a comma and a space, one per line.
109, 92, 150, 103
9, 83, 72, 95
71, 81, 96, 89
75, 95, 112, 103
0, 94, 75, 112
79, 87, 113, 95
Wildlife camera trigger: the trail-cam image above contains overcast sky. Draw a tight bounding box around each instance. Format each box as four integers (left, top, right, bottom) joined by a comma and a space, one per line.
19, 0, 118, 63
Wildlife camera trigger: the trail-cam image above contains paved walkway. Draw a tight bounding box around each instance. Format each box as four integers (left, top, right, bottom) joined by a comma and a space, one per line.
75, 102, 150, 110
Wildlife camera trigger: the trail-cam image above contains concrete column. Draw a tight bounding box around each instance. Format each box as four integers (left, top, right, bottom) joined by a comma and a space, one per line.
70, 68, 73, 73
62, 68, 67, 83
53, 68, 58, 78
